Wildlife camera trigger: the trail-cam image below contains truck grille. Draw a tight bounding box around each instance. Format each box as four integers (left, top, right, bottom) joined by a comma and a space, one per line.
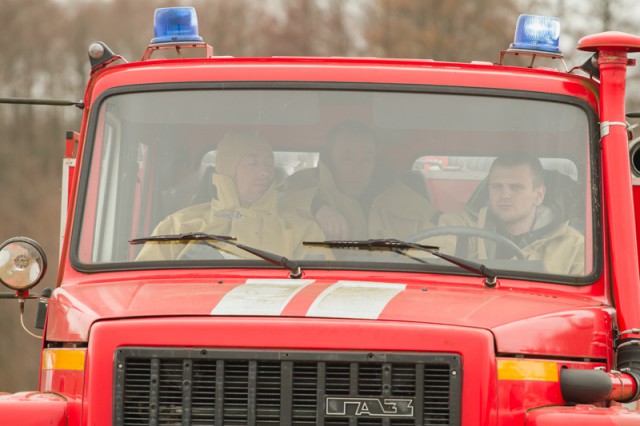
114, 349, 461, 426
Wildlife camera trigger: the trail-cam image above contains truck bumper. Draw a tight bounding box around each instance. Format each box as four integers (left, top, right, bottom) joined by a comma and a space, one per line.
0, 391, 67, 425
526, 405, 640, 425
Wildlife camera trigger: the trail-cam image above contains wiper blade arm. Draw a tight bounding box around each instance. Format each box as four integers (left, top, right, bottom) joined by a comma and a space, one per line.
130, 232, 236, 244
302, 238, 439, 251
232, 242, 303, 279
304, 238, 497, 287
130, 232, 303, 279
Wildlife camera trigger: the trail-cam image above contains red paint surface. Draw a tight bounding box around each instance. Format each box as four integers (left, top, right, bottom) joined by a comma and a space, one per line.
0, 392, 67, 426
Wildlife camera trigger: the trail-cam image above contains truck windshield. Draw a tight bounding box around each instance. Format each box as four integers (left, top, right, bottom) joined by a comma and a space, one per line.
74, 87, 596, 282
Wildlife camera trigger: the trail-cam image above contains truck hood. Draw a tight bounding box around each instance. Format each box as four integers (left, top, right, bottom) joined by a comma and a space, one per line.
47, 277, 611, 358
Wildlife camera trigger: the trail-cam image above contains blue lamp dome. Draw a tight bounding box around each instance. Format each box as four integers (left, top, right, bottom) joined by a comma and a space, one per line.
510, 14, 561, 54
151, 7, 203, 44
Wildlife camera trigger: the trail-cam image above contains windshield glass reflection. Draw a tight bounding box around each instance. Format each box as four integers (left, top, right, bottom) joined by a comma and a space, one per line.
76, 88, 594, 281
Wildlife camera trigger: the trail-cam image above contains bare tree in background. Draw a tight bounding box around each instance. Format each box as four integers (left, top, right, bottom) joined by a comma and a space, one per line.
0, 0, 79, 392
362, 0, 519, 62
259, 0, 354, 56
197, 0, 274, 56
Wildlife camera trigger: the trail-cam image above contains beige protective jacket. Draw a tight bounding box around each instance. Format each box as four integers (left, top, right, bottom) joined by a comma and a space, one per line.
137, 174, 322, 261
435, 206, 585, 275
369, 177, 438, 239
279, 162, 369, 239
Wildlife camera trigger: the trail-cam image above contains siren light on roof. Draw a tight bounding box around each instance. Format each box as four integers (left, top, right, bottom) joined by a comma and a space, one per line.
509, 14, 561, 54
151, 7, 203, 44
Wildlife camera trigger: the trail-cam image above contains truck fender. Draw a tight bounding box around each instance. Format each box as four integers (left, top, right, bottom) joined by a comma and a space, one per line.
526, 405, 640, 425
0, 391, 67, 426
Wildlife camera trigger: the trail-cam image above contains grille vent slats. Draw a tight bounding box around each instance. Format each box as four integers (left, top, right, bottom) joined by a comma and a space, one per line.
223, 361, 249, 424
291, 362, 318, 424
358, 363, 383, 396
114, 349, 461, 426
325, 363, 351, 395
392, 364, 417, 396
424, 367, 455, 425
121, 359, 152, 426
256, 361, 281, 424
191, 360, 216, 424
158, 360, 183, 425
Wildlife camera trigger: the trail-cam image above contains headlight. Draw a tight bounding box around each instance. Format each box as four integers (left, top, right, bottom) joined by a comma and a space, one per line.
0, 237, 47, 291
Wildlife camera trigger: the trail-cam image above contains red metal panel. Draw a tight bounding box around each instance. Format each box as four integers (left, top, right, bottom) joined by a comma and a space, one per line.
490, 307, 613, 358
83, 59, 599, 110
0, 392, 67, 426
525, 405, 640, 425
633, 185, 640, 270
597, 48, 640, 338
578, 32, 640, 52
46, 276, 610, 359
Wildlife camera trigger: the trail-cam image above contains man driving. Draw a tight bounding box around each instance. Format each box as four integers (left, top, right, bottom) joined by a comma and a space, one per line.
435, 152, 585, 275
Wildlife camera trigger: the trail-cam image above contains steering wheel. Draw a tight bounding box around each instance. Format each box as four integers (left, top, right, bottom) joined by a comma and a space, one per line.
406, 226, 526, 260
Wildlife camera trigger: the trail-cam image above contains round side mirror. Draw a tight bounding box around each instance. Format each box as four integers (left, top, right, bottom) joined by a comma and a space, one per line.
0, 237, 47, 291
630, 141, 640, 177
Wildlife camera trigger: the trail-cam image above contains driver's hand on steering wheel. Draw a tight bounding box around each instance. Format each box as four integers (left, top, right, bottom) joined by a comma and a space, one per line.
314, 204, 349, 240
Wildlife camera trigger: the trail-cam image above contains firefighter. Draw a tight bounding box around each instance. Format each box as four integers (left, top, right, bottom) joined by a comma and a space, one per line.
279, 121, 378, 240
136, 130, 322, 261
434, 152, 585, 275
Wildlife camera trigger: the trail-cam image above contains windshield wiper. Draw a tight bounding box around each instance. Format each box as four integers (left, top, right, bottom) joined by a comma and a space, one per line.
303, 238, 498, 287
130, 232, 237, 244
130, 232, 303, 279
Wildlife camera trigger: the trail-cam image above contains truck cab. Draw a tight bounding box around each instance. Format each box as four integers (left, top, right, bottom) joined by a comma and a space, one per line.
2, 8, 640, 425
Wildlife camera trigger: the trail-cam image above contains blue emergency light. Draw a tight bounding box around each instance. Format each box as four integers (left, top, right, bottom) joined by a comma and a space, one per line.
509, 14, 561, 54
151, 7, 203, 44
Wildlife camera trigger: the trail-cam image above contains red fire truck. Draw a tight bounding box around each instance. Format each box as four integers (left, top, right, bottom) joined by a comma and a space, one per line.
1, 7, 640, 425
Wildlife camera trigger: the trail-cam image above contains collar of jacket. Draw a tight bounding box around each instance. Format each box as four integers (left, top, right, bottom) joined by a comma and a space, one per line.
481, 205, 567, 248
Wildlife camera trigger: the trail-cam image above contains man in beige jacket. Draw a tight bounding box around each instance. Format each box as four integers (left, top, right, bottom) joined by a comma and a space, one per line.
435, 153, 585, 275
137, 130, 322, 261
279, 121, 377, 240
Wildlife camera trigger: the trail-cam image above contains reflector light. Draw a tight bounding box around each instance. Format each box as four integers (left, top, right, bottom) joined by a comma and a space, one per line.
497, 359, 559, 382
151, 7, 203, 44
510, 14, 561, 54
42, 348, 86, 371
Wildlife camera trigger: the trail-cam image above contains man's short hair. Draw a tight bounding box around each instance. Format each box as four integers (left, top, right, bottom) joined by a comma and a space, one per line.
326, 120, 375, 145
490, 151, 545, 187
320, 120, 377, 168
